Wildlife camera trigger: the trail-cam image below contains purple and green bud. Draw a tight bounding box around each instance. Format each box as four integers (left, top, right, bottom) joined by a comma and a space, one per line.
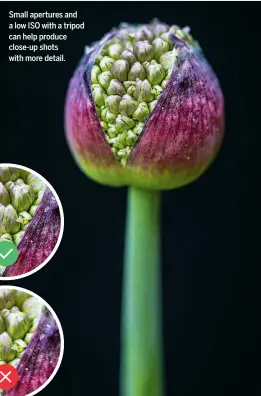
65, 19, 224, 189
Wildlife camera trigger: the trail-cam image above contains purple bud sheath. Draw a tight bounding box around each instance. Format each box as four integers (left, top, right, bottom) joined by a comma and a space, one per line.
3, 311, 61, 395
3, 188, 61, 277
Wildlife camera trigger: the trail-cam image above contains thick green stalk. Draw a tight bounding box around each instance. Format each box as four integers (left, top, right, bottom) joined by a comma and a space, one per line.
121, 187, 164, 396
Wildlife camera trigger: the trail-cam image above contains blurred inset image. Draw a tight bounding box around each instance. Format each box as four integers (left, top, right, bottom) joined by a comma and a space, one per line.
0, 165, 64, 279
0, 286, 64, 395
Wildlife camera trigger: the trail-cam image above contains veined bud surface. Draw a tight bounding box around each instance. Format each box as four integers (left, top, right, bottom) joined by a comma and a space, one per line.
65, 19, 224, 190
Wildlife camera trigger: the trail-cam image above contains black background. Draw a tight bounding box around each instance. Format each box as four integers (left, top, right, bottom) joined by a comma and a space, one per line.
0, 2, 259, 395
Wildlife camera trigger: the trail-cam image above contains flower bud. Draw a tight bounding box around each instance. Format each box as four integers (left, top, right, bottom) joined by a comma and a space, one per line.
12, 339, 27, 353
4, 181, 15, 192
92, 84, 107, 106
148, 100, 158, 112
12, 231, 25, 246
24, 332, 33, 344
105, 95, 122, 114
1, 204, 20, 234
152, 85, 163, 98
107, 79, 126, 96
10, 184, 35, 212
112, 60, 130, 81
98, 71, 113, 90
15, 178, 25, 186
100, 56, 115, 72
128, 62, 146, 81
152, 37, 169, 60
101, 107, 117, 123
136, 26, 154, 42
146, 62, 165, 85
133, 41, 154, 62
29, 205, 38, 217
153, 21, 168, 37
120, 49, 137, 66
15, 291, 30, 309
0, 183, 10, 206
139, 80, 154, 103
0, 233, 12, 242
115, 115, 135, 133
34, 190, 44, 205
0, 332, 16, 362
17, 211, 32, 226
119, 95, 138, 116
0, 316, 5, 333
22, 297, 45, 321
108, 43, 124, 60
132, 102, 150, 122
159, 50, 178, 70
26, 173, 45, 193
91, 64, 102, 83
0, 167, 20, 183
4, 310, 31, 340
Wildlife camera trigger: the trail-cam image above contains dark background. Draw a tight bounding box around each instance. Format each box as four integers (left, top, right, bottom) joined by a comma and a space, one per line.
0, 2, 259, 395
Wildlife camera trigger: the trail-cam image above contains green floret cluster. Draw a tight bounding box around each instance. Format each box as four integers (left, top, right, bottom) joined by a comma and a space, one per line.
0, 289, 45, 379
91, 21, 198, 165
0, 167, 46, 257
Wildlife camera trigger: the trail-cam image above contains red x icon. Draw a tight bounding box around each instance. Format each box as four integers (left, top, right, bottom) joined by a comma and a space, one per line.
0, 364, 18, 390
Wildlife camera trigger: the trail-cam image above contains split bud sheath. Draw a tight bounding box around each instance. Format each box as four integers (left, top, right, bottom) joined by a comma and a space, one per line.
65, 20, 224, 190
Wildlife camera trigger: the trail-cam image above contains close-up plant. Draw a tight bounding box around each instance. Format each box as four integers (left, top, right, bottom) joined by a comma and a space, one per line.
65, 19, 224, 396
0, 288, 61, 395
0, 167, 62, 278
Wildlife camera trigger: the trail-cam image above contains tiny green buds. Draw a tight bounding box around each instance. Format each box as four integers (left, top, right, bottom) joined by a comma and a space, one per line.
0, 332, 16, 362
133, 41, 154, 62
4, 309, 31, 340
112, 60, 130, 81
128, 62, 146, 81
119, 95, 138, 116
10, 184, 35, 212
0, 289, 16, 309
22, 297, 45, 321
0, 183, 10, 206
107, 79, 126, 96
105, 95, 121, 113
65, 19, 224, 189
0, 204, 20, 234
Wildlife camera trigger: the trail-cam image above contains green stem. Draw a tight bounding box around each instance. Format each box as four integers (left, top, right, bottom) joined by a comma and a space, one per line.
121, 187, 164, 396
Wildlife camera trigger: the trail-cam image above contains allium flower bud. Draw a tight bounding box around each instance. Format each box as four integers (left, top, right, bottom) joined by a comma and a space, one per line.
12, 231, 25, 246
0, 332, 16, 362
4, 310, 31, 340
12, 339, 27, 353
98, 71, 113, 89
133, 41, 154, 62
65, 20, 224, 189
99, 56, 115, 72
0, 290, 16, 309
0, 167, 20, 184
0, 204, 20, 234
0, 316, 5, 333
22, 297, 45, 321
128, 62, 146, 81
112, 60, 130, 81
10, 184, 35, 212
0, 183, 10, 206
26, 173, 45, 193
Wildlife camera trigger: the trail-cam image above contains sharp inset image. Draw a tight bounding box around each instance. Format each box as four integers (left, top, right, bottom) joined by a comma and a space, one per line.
0, 286, 64, 395
0, 165, 64, 279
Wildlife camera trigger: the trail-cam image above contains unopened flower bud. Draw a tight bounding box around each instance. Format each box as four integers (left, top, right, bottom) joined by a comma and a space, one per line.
128, 62, 146, 81
152, 85, 163, 98
101, 107, 117, 123
29, 205, 38, 217
121, 49, 137, 66
15, 291, 30, 309
132, 102, 150, 121
98, 71, 113, 90
100, 57, 115, 73
17, 211, 32, 226
115, 115, 135, 133
146, 62, 165, 85
24, 332, 33, 344
119, 95, 138, 116
4, 310, 31, 340
0, 316, 5, 333
26, 173, 45, 193
0, 233, 12, 242
0, 183, 10, 206
105, 95, 121, 114
34, 190, 44, 205
10, 184, 35, 212
22, 297, 45, 321
153, 21, 168, 37
107, 79, 126, 96
4, 181, 15, 192
13, 339, 27, 353
152, 37, 169, 59
139, 80, 154, 102
112, 60, 130, 81
92, 85, 107, 106
108, 43, 124, 60
0, 167, 20, 183
149, 100, 158, 112
159, 50, 178, 70
0, 290, 15, 310
0, 332, 16, 362
136, 27, 154, 42
133, 41, 154, 62
91, 64, 102, 83
1, 204, 20, 234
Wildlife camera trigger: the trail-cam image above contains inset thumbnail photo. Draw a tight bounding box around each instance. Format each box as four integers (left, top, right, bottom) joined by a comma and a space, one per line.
0, 286, 64, 395
0, 165, 64, 279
